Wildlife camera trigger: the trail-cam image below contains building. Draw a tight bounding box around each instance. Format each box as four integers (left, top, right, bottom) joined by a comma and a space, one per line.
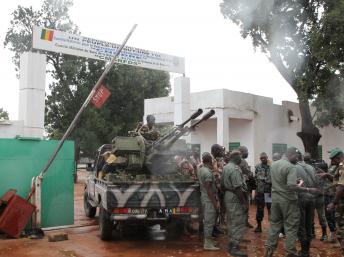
144, 78, 344, 167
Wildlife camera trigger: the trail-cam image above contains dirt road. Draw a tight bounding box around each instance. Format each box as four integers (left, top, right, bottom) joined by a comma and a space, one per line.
0, 171, 341, 257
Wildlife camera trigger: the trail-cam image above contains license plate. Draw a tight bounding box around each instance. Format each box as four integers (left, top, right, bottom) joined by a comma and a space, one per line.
128, 208, 147, 214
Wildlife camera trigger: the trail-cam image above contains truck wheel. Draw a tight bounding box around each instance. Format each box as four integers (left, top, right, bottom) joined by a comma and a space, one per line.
83, 191, 96, 218
99, 206, 113, 241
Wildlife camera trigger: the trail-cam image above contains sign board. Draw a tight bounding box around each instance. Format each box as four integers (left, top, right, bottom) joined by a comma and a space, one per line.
91, 85, 111, 108
32, 26, 185, 74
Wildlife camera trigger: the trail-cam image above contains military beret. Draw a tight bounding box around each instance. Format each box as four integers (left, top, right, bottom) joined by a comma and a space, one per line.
229, 150, 241, 158
285, 146, 301, 156
260, 152, 268, 158
328, 147, 343, 159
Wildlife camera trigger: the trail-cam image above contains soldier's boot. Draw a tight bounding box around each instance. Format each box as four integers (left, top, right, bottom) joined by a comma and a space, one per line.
285, 253, 300, 257
299, 241, 310, 257
203, 237, 220, 251
229, 243, 247, 257
254, 221, 262, 233
320, 226, 327, 241
263, 246, 274, 257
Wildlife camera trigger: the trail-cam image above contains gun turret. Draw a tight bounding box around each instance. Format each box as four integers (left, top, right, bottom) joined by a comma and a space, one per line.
147, 109, 215, 155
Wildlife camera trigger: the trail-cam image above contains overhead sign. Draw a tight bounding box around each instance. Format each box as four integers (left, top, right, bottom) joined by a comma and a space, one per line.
32, 26, 185, 74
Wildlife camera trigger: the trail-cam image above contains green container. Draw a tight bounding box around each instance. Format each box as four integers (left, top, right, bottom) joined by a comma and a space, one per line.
0, 138, 75, 228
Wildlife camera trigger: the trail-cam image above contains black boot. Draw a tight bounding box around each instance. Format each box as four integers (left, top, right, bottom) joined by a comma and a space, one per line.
254, 222, 262, 233
229, 243, 248, 257
299, 240, 310, 257
320, 226, 327, 241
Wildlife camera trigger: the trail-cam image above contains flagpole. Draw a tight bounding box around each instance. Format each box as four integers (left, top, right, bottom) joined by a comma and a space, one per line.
38, 24, 137, 178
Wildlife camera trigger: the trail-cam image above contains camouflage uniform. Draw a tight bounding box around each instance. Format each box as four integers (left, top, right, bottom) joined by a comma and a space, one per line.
221, 162, 248, 246
335, 163, 344, 243
255, 163, 271, 223
265, 158, 300, 256
197, 166, 217, 239
240, 158, 253, 225
313, 166, 328, 238
137, 124, 160, 141
324, 165, 337, 233
296, 162, 316, 256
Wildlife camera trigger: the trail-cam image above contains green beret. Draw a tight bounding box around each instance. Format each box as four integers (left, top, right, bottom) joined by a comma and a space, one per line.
328, 147, 343, 159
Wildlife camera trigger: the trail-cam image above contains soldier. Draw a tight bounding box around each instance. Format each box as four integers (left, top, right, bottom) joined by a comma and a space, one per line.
197, 152, 220, 251
304, 152, 328, 241
238, 146, 254, 229
221, 150, 248, 257
326, 148, 344, 255
136, 115, 160, 141
272, 152, 281, 162
210, 144, 225, 236
296, 152, 321, 257
254, 152, 271, 233
264, 147, 320, 257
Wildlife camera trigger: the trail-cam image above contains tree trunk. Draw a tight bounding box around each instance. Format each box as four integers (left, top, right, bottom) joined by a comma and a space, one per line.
296, 100, 322, 160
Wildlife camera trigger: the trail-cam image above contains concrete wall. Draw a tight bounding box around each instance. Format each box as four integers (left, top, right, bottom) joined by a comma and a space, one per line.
144, 88, 344, 168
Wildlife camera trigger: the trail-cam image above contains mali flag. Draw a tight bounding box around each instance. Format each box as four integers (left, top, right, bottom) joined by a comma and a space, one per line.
40, 29, 54, 41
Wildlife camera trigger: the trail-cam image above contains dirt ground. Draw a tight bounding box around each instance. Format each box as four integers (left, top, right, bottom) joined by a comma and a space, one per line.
0, 170, 342, 257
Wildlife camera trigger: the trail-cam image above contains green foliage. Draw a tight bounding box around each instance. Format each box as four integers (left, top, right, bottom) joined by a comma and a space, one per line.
4, 0, 171, 157
220, 0, 344, 128
0, 108, 9, 120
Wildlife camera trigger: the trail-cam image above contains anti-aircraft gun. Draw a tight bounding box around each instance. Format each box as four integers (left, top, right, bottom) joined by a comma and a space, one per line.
83, 108, 215, 241
145, 109, 215, 175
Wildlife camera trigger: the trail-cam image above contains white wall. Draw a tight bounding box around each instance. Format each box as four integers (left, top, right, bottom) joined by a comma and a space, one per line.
144, 88, 344, 166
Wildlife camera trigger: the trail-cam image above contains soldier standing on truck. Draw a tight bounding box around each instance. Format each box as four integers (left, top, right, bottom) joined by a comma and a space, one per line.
197, 152, 220, 251
135, 114, 160, 141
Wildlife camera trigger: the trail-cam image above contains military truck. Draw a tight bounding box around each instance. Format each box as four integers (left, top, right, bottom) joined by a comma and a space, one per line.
83, 109, 215, 240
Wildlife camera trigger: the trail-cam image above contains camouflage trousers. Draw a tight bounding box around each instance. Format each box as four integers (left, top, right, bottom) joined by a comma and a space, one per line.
265, 200, 300, 255
201, 200, 216, 238
225, 201, 247, 245
336, 201, 344, 240
314, 196, 327, 229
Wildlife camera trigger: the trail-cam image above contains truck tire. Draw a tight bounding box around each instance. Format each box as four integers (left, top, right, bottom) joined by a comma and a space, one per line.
83, 191, 96, 218
99, 206, 113, 240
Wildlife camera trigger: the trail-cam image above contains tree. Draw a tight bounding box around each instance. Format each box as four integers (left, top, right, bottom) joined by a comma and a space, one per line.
0, 108, 9, 120
220, 0, 344, 159
4, 0, 170, 157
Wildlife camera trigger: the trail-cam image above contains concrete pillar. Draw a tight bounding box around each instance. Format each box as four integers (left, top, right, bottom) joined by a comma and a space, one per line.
173, 76, 190, 126
216, 109, 229, 148
19, 52, 46, 138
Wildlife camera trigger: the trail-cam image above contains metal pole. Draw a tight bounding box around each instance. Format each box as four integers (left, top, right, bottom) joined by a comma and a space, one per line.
38, 24, 137, 178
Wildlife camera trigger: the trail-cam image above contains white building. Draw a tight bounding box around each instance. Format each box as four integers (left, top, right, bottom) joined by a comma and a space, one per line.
144, 78, 344, 167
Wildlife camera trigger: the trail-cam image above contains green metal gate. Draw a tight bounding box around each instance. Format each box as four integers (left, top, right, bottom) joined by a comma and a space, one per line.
0, 138, 75, 228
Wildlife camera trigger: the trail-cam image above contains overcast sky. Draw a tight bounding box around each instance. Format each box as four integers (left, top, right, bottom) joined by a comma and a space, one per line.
0, 0, 298, 120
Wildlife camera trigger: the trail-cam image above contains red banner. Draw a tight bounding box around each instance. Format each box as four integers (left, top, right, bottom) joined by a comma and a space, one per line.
91, 85, 111, 109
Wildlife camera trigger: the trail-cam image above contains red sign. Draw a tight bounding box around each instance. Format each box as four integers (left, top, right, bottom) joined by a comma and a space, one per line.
91, 85, 111, 108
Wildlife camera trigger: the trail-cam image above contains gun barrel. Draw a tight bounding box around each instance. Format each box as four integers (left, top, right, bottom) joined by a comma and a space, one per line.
191, 109, 215, 129
179, 108, 203, 127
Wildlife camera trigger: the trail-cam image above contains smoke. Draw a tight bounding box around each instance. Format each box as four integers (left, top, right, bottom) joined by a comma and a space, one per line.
220, 0, 316, 86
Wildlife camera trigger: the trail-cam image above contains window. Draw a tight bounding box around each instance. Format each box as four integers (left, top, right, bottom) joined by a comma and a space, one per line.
318, 145, 323, 160
272, 143, 287, 155
229, 142, 241, 151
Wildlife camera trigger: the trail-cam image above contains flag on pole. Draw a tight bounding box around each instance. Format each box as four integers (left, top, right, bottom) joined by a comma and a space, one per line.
91, 85, 111, 108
